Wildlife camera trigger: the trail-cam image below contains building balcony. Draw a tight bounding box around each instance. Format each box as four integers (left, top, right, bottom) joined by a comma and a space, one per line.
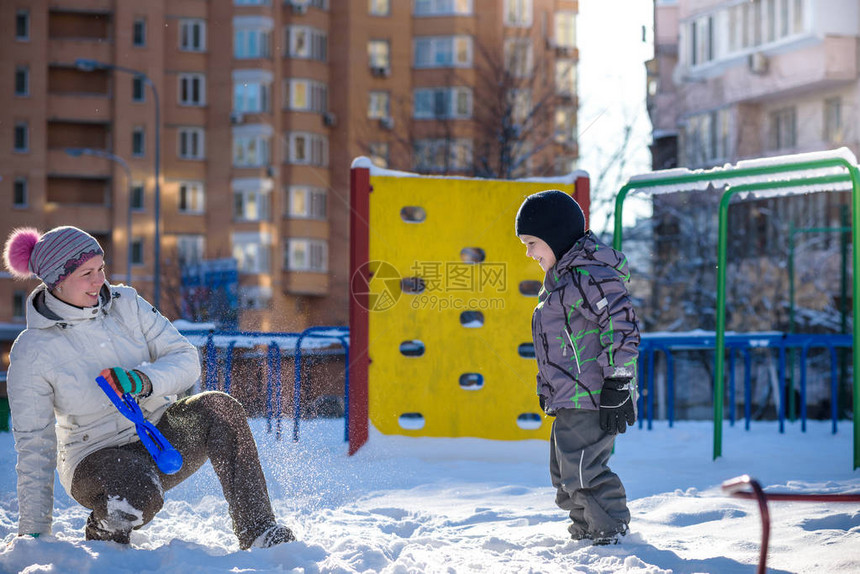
48, 37, 112, 68
282, 270, 329, 296
48, 0, 113, 13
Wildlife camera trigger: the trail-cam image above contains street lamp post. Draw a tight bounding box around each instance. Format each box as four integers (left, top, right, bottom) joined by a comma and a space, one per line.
65, 148, 134, 285
75, 58, 161, 308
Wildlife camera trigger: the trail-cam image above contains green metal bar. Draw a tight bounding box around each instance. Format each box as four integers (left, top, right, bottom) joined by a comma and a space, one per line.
612, 156, 852, 251
716, 172, 857, 462
612, 153, 859, 467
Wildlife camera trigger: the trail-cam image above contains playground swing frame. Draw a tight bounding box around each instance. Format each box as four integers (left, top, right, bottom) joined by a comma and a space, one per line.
612, 149, 860, 468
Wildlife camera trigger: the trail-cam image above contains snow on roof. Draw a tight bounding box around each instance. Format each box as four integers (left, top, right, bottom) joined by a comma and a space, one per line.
350, 156, 588, 185
625, 147, 859, 198
178, 327, 348, 353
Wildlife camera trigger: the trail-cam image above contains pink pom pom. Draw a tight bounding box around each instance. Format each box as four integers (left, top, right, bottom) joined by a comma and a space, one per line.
3, 227, 41, 279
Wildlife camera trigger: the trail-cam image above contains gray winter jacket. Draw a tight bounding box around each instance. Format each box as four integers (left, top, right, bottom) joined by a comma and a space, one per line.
531, 231, 640, 413
7, 282, 200, 535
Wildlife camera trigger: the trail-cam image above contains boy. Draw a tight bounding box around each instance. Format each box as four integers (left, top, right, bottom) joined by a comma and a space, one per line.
516, 190, 640, 545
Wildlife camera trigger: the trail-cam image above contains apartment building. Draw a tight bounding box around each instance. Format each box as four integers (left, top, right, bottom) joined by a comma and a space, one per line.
648, 0, 859, 169
0, 0, 580, 366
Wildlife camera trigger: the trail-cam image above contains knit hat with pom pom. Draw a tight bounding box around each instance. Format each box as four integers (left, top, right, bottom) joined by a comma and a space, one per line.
3, 226, 104, 290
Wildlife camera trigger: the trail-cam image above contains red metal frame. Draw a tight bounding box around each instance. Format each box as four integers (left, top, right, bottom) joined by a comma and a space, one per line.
348, 166, 371, 455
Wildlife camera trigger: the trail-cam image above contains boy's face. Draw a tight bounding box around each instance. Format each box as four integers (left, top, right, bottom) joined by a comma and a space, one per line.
518, 234, 556, 272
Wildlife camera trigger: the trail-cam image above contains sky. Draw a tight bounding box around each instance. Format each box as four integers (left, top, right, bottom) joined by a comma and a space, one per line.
576, 0, 656, 233
1, 418, 859, 573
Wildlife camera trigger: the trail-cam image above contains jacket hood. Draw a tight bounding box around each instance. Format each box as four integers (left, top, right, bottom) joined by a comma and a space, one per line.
25, 281, 114, 330
543, 231, 630, 292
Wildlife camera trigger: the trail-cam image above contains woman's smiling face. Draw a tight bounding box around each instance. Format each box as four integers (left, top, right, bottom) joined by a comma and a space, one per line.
53, 255, 106, 307
518, 234, 556, 272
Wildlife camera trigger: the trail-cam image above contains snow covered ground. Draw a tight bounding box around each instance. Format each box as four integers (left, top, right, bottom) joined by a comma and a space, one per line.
1, 418, 859, 573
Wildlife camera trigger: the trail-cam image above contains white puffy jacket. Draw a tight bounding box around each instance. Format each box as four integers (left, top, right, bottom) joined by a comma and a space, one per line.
7, 282, 201, 535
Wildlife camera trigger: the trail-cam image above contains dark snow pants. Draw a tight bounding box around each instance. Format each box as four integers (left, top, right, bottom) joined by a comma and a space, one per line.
550, 408, 630, 539
71, 391, 277, 549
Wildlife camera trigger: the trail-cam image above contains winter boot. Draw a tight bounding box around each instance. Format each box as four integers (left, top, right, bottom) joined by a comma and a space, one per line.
250, 524, 295, 549
84, 512, 131, 545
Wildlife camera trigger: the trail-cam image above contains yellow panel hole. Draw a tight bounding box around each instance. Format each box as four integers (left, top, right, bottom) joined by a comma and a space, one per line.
460, 247, 486, 263
398, 413, 425, 430
401, 277, 426, 294
459, 373, 484, 390
399, 340, 425, 357
460, 311, 484, 328
519, 280, 541, 296
518, 343, 535, 358
400, 206, 426, 223
517, 413, 543, 430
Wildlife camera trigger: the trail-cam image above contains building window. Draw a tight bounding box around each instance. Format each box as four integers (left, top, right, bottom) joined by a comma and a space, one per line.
413, 87, 472, 119
504, 38, 533, 78
285, 79, 328, 113
178, 128, 205, 160
233, 132, 272, 167
287, 186, 327, 219
367, 39, 390, 71
132, 76, 145, 102
554, 106, 576, 144
15, 10, 29, 41
131, 182, 145, 210
232, 231, 272, 274
179, 73, 206, 106
13, 177, 28, 207
286, 132, 329, 166
13, 122, 28, 153
130, 238, 145, 265
14, 66, 29, 97
179, 19, 206, 52
414, 0, 473, 16
824, 97, 843, 144
178, 181, 205, 213
555, 60, 577, 98
13, 291, 26, 319
414, 36, 473, 68
413, 138, 473, 173
768, 107, 796, 150
369, 0, 390, 16
176, 235, 205, 266
233, 181, 272, 221
368, 91, 390, 119
234, 16, 273, 59
132, 126, 145, 157
285, 239, 328, 272
285, 26, 327, 61
684, 109, 731, 166
238, 285, 272, 310
555, 12, 576, 48
133, 18, 146, 47
368, 142, 389, 168
504, 0, 532, 26
235, 0, 269, 5
233, 71, 273, 113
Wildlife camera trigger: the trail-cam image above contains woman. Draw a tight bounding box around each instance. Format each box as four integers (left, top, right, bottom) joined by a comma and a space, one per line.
3, 226, 293, 549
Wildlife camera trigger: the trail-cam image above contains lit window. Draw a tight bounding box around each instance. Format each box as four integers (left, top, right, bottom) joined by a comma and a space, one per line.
368, 143, 389, 168
555, 60, 577, 97
555, 12, 576, 47
824, 97, 843, 144
369, 0, 390, 16
368, 39, 390, 69
285, 26, 327, 61
504, 0, 532, 26
286, 79, 328, 112
178, 181, 205, 213
287, 186, 327, 219
285, 239, 328, 272
554, 107, 576, 144
233, 179, 272, 221
233, 70, 273, 113
232, 231, 272, 274
368, 91, 390, 119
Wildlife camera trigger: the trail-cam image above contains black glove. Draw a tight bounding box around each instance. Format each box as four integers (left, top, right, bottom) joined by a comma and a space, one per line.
539, 395, 556, 417
599, 378, 635, 434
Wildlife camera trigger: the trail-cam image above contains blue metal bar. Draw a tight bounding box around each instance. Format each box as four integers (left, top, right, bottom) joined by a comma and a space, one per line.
267, 342, 277, 434
743, 348, 752, 431
830, 346, 839, 435
637, 354, 645, 430
224, 341, 235, 395
778, 344, 786, 434
647, 347, 655, 430
272, 342, 282, 440
205, 332, 217, 392
729, 350, 737, 427
665, 347, 675, 428
800, 344, 809, 433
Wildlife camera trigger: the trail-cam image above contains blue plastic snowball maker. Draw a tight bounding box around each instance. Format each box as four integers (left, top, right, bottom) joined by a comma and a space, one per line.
95, 376, 183, 474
